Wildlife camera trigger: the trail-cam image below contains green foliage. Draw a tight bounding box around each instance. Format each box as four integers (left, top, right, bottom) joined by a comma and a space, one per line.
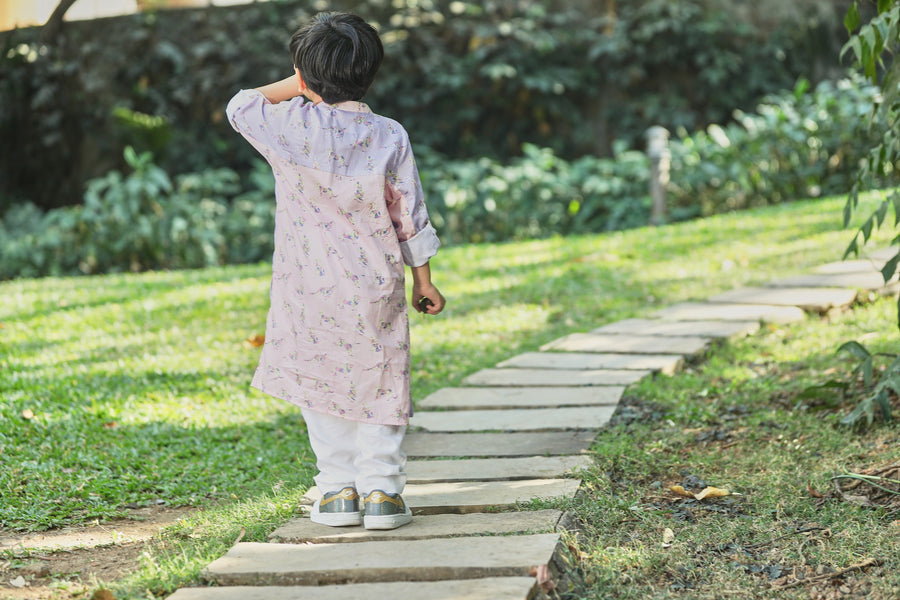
841, 0, 900, 322
0, 148, 274, 279
0, 73, 883, 278
668, 75, 883, 219
0, 0, 848, 211
420, 143, 650, 244
837, 341, 897, 426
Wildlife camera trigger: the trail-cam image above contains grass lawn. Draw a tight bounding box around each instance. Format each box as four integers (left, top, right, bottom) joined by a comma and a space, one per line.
0, 192, 898, 598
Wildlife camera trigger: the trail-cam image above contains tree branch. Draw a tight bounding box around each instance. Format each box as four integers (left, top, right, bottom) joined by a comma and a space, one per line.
40, 0, 79, 45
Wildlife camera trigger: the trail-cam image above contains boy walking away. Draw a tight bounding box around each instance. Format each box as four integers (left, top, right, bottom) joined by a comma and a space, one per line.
226, 12, 445, 530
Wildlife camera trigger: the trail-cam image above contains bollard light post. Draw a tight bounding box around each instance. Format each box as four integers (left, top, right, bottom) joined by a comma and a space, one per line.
645, 126, 670, 226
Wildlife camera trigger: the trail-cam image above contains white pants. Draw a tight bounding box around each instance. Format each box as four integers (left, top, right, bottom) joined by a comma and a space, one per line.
301, 409, 407, 496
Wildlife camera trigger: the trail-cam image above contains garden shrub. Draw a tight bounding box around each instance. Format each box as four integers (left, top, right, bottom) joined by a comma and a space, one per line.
0, 0, 848, 212
0, 74, 883, 279
667, 75, 883, 219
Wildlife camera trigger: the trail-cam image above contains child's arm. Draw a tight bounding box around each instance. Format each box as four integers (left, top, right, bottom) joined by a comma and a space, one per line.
411, 262, 445, 315
255, 74, 302, 104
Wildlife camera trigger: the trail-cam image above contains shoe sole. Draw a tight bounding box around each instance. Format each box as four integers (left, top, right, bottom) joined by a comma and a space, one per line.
364, 510, 412, 530
310, 499, 362, 527
311, 511, 362, 527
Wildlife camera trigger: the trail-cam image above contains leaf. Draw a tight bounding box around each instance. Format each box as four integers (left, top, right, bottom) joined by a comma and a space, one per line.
837, 341, 871, 362
670, 485, 695, 498
662, 527, 675, 545
881, 251, 900, 283
845, 1, 861, 34
21, 409, 34, 420
695, 486, 730, 500
807, 483, 824, 498
243, 334, 265, 348
9, 576, 26, 588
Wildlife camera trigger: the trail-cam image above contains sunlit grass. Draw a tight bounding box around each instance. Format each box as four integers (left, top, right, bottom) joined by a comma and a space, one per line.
1, 192, 898, 597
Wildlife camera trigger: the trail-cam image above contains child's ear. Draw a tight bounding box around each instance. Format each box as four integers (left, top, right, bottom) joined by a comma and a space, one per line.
294, 67, 305, 92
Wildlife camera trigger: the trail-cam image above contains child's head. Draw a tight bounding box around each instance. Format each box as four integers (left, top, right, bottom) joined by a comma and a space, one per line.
290, 12, 384, 105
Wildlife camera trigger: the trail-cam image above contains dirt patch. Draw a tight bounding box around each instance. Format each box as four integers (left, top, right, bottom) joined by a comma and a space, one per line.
0, 506, 198, 600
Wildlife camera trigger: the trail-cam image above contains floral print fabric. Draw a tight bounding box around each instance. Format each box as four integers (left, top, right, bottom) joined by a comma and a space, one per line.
226, 89, 440, 425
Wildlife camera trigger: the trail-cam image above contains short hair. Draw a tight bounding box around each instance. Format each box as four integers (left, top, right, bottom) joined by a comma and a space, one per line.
290, 12, 384, 104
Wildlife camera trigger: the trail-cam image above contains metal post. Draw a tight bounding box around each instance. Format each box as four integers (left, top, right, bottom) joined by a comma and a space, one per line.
645, 126, 670, 226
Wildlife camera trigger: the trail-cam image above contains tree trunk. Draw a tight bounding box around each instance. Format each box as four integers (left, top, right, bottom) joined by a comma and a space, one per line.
40, 0, 79, 44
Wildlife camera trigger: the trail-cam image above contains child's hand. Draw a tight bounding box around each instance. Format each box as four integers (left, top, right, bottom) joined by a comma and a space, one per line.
412, 284, 445, 315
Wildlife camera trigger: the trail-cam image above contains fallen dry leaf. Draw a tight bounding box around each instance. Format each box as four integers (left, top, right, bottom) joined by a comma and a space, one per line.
695, 486, 730, 500
670, 484, 730, 500
662, 527, 675, 546
807, 482, 824, 498
529, 564, 556, 592
21, 409, 34, 420
244, 334, 265, 348
670, 485, 695, 498
9, 576, 27, 588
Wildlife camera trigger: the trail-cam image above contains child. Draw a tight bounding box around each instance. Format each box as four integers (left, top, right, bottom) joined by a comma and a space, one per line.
226, 12, 445, 530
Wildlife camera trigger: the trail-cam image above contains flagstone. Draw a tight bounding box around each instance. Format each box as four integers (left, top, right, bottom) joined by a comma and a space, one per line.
418, 386, 623, 410
652, 302, 806, 323
766, 272, 897, 292
410, 406, 616, 432
168, 577, 539, 600
866, 246, 896, 261
402, 431, 595, 457
406, 455, 594, 483
269, 509, 564, 544
302, 480, 581, 514
706, 286, 857, 312
202, 535, 561, 586
590, 318, 760, 339
813, 259, 886, 274
497, 351, 683, 374
463, 367, 650, 387
540, 333, 710, 357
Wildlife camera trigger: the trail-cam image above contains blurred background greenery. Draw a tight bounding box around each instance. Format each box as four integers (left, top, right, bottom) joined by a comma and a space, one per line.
0, 0, 879, 277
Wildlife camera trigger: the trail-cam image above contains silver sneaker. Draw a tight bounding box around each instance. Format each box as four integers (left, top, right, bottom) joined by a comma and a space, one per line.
310, 487, 362, 527
363, 490, 412, 530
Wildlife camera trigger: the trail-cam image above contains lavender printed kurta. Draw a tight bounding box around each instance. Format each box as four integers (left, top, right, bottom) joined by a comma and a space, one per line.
226, 89, 440, 426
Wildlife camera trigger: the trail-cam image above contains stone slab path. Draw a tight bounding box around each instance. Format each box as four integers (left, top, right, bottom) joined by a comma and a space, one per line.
168, 247, 895, 599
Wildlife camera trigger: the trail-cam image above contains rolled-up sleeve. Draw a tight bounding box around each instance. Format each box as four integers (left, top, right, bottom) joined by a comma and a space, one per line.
385, 130, 441, 267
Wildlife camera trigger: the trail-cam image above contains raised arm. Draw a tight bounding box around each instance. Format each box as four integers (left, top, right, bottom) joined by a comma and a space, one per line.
255, 74, 303, 104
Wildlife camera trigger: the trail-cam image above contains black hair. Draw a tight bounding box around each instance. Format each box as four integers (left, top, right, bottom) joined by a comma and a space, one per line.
289, 12, 384, 104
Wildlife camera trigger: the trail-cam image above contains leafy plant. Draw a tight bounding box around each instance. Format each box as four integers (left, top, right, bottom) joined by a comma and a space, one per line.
835, 341, 897, 426
841, 0, 900, 323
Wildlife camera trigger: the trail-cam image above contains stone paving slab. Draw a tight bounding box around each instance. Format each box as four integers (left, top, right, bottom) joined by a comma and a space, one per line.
464, 367, 650, 387
497, 351, 683, 375
706, 286, 858, 312
652, 302, 806, 323
270, 509, 564, 544
410, 406, 617, 432
813, 259, 886, 274
418, 386, 623, 410
169, 577, 539, 600
406, 455, 594, 483
540, 333, 710, 357
590, 318, 760, 339
402, 431, 595, 457
202, 535, 561, 586
767, 272, 898, 292
864, 246, 896, 261
302, 480, 581, 514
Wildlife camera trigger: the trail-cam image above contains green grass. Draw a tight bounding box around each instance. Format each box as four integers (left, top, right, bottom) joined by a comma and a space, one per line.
1, 193, 898, 598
